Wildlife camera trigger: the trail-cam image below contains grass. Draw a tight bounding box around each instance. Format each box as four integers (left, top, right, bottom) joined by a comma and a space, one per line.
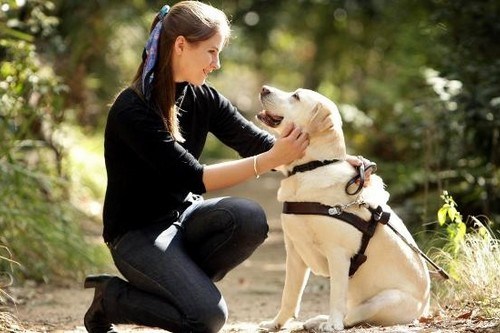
432, 231, 500, 318
429, 192, 499, 319
0, 125, 109, 283
0, 245, 18, 305
0, 246, 20, 332
0, 311, 22, 332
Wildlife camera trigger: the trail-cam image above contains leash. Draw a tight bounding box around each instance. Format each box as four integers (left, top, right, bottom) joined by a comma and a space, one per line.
384, 222, 450, 279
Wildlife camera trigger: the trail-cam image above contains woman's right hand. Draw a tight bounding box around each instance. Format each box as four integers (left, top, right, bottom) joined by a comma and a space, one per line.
267, 122, 309, 167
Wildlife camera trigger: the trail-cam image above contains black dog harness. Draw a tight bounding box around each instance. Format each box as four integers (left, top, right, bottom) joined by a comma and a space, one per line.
282, 159, 389, 277
283, 201, 390, 276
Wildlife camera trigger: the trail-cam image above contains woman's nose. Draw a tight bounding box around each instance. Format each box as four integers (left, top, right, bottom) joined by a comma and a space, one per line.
212, 55, 221, 70
214, 58, 220, 70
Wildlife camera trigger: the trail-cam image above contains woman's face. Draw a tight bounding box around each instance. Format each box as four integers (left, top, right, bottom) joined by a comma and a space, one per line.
172, 32, 225, 85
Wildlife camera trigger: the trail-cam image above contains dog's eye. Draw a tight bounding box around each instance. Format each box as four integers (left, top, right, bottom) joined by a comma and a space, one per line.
292, 92, 300, 101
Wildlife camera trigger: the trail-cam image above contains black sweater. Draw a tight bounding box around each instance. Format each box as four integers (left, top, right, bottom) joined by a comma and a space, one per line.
102, 83, 274, 242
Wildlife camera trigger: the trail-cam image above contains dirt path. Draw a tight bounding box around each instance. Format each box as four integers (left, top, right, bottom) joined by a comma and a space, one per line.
5, 174, 500, 332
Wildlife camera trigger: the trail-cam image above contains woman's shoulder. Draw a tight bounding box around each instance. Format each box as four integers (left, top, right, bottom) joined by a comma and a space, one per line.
112, 87, 145, 107
109, 87, 150, 117
107, 87, 159, 127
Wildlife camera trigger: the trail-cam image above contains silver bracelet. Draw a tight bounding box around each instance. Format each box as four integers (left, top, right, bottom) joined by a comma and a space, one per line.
253, 155, 260, 179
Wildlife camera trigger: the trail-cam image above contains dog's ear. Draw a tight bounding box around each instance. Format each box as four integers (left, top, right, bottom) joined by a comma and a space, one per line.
306, 103, 333, 134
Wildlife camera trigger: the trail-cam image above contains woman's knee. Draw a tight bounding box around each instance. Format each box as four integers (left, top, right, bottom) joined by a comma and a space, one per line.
224, 197, 269, 242
185, 298, 228, 333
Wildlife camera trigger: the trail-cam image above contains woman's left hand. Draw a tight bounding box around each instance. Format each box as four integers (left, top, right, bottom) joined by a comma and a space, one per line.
346, 155, 376, 187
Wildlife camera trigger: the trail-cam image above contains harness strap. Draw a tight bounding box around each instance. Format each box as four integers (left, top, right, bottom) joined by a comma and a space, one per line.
349, 206, 389, 276
283, 202, 371, 234
283, 201, 390, 277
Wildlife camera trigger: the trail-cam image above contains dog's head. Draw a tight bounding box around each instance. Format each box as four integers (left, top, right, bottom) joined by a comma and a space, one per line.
257, 85, 346, 161
257, 85, 343, 137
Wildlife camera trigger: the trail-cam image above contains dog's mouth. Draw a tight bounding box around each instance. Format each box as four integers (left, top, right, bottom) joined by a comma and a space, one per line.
257, 110, 284, 128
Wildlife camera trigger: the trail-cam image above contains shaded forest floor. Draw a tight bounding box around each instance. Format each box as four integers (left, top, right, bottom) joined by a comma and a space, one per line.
3, 173, 500, 332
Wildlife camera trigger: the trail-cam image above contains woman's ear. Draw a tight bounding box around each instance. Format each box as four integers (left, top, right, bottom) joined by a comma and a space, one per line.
306, 103, 333, 134
174, 36, 187, 54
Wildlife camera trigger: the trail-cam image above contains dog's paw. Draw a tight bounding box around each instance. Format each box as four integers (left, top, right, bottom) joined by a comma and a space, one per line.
303, 315, 328, 330
258, 320, 282, 332
304, 315, 344, 332
319, 320, 344, 332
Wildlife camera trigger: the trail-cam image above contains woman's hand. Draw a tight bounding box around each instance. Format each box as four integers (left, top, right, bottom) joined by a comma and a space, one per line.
267, 122, 309, 166
346, 155, 376, 187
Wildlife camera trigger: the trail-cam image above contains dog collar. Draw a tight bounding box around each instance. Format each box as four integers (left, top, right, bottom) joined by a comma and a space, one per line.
288, 159, 340, 177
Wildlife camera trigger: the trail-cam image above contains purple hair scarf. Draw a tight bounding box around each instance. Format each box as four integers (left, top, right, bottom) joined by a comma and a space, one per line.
142, 5, 170, 100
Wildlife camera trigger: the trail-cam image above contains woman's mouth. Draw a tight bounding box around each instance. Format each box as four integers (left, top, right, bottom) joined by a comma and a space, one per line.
204, 69, 213, 77
256, 110, 284, 128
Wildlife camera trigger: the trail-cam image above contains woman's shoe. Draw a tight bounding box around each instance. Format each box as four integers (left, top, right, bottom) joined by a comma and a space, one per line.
84, 275, 117, 333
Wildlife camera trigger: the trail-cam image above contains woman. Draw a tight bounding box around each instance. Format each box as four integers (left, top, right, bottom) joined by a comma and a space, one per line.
83, 2, 308, 333
84, 2, 367, 332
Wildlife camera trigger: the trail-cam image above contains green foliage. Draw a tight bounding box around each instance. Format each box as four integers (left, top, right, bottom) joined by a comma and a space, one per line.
433, 192, 499, 318
425, 0, 500, 225
50, 0, 151, 127
437, 191, 467, 255
0, 0, 106, 283
0, 159, 107, 282
49, 0, 497, 230
1, 0, 498, 282
1, 0, 66, 152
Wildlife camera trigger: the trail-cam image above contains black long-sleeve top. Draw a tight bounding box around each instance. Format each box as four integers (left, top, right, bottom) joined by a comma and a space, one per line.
102, 82, 274, 243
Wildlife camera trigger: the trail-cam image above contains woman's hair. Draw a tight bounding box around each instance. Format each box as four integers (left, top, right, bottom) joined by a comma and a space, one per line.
132, 1, 231, 141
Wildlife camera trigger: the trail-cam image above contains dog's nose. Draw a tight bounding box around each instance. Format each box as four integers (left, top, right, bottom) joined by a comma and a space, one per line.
261, 86, 271, 97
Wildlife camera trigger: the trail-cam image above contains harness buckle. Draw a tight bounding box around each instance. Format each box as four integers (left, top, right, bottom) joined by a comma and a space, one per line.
328, 205, 343, 215
372, 206, 383, 221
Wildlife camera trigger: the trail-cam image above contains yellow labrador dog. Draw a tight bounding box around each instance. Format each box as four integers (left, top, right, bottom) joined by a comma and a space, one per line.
257, 85, 430, 331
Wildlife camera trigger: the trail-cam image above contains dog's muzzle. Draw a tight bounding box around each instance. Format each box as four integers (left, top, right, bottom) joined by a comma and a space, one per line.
257, 110, 284, 128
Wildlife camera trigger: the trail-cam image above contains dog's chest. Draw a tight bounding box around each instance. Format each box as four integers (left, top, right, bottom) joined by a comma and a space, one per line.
281, 214, 361, 277
282, 215, 322, 245
282, 216, 329, 276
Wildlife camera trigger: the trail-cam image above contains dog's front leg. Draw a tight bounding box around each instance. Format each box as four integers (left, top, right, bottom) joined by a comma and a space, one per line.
324, 250, 350, 331
259, 234, 310, 331
304, 249, 350, 332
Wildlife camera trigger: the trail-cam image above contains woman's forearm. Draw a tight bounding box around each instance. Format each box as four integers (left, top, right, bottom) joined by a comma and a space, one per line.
203, 123, 309, 192
202, 151, 278, 192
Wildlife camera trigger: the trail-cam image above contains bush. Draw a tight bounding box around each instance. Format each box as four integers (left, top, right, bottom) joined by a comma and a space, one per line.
432, 191, 499, 318
0, 0, 106, 283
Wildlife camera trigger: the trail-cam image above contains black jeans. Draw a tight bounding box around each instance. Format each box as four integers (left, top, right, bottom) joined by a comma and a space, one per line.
101, 196, 269, 333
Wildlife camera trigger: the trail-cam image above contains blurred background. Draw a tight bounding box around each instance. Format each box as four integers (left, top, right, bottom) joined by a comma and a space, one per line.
0, 0, 498, 283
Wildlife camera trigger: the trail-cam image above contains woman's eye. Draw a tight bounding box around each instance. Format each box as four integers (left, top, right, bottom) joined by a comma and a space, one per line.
292, 93, 300, 101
